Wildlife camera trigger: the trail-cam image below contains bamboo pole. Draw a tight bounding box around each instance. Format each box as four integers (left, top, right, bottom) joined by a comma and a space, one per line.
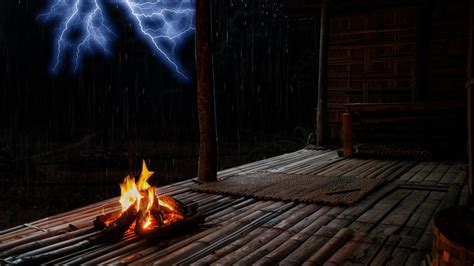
316, 0, 331, 146
128, 200, 263, 265
303, 228, 353, 265
196, 0, 217, 182
216, 205, 320, 265
342, 113, 353, 157
0, 227, 94, 258
165, 203, 296, 265
468, 0, 474, 197
468, 84, 474, 197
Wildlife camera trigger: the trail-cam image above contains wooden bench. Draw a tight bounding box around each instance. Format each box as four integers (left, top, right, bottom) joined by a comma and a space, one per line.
341, 102, 466, 157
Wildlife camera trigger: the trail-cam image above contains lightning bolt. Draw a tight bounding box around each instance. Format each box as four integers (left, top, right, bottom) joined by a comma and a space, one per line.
39, 0, 115, 74
39, 0, 195, 81
118, 0, 195, 80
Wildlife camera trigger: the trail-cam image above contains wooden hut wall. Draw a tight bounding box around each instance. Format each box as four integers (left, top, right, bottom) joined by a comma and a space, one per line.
328, 7, 417, 135
430, 3, 469, 101
321, 1, 470, 146
206, 0, 468, 150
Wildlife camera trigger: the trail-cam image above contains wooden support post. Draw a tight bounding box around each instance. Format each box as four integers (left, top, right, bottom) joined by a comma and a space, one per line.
413, 0, 433, 101
196, 0, 217, 182
468, 84, 473, 197
468, 0, 474, 197
316, 0, 331, 146
342, 113, 353, 157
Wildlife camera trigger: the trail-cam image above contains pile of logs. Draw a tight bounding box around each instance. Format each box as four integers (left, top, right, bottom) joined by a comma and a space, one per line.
4, 197, 203, 265
94, 196, 201, 239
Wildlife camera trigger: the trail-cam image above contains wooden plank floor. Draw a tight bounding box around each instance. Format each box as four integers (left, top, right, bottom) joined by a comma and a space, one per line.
0, 149, 468, 265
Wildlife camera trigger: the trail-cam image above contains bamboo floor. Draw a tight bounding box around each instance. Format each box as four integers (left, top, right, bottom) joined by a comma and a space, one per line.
0, 148, 469, 265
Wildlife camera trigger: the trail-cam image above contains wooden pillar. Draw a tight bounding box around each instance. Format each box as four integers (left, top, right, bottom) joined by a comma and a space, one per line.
196, 0, 217, 182
468, 0, 474, 196
468, 83, 474, 197
316, 0, 331, 146
342, 113, 353, 157
413, 0, 433, 101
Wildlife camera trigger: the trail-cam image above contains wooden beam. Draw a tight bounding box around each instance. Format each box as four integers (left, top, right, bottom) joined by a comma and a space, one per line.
287, 1, 419, 18
469, 86, 474, 198
342, 113, 353, 157
343, 102, 465, 113
196, 0, 217, 182
413, 0, 434, 101
316, 0, 331, 146
468, 0, 474, 197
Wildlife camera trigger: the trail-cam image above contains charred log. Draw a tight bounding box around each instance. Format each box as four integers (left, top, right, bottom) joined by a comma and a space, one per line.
135, 194, 152, 235
93, 210, 121, 230
92, 203, 139, 243
135, 212, 205, 239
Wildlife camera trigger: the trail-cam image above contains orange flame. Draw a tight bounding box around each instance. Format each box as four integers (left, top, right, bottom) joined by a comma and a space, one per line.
143, 188, 155, 229
118, 160, 154, 212
147, 187, 155, 211
143, 212, 153, 229
137, 160, 154, 191
116, 160, 185, 231
119, 175, 141, 212
158, 195, 176, 212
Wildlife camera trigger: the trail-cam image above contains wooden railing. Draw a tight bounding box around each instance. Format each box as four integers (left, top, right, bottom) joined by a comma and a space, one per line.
341, 102, 466, 157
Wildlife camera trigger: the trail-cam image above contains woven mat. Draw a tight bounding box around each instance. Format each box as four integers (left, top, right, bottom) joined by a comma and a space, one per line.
353, 143, 432, 161
193, 172, 385, 206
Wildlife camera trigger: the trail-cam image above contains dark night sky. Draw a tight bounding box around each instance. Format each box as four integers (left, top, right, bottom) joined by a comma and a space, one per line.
0, 0, 321, 228
0, 1, 318, 156
0, 0, 197, 140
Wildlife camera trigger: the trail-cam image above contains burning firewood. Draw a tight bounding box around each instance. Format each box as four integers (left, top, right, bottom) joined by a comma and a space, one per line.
93, 210, 121, 230
92, 202, 139, 243
96, 161, 203, 239
135, 188, 154, 235
136, 212, 205, 239
6, 161, 204, 265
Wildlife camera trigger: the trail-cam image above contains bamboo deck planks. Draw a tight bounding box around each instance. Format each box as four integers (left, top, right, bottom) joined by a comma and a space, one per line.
0, 148, 468, 265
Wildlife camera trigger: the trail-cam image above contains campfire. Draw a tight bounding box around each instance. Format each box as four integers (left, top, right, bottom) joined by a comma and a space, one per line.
7, 161, 204, 265
93, 161, 203, 241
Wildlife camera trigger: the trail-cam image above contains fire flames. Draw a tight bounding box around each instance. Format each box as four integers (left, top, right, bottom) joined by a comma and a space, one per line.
115, 160, 185, 231
92, 160, 201, 243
